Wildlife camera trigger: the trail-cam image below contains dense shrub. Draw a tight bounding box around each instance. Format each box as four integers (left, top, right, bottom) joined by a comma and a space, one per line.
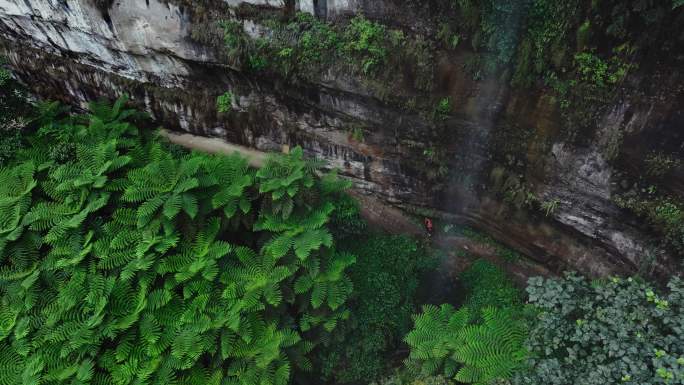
514, 273, 684, 385
0, 97, 357, 385
459, 259, 521, 318
316, 235, 434, 383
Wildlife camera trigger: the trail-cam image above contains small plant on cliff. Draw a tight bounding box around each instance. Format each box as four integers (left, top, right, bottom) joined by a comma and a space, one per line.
541, 198, 560, 217
437, 23, 461, 50
348, 126, 365, 143
513, 274, 684, 385
343, 15, 404, 75
220, 20, 250, 63
574, 51, 631, 88
614, 193, 684, 256
433, 97, 453, 121
216, 91, 234, 113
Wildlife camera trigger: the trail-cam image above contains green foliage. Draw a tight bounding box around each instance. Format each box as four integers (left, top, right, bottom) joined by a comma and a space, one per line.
0, 128, 22, 166
221, 13, 407, 81
645, 152, 681, 178
511, 0, 581, 86
342, 15, 403, 74
437, 23, 461, 50
216, 92, 234, 113
478, 0, 530, 69
348, 126, 365, 143
515, 274, 684, 385
327, 192, 366, 241
221, 20, 250, 64
433, 98, 452, 121
404, 256, 526, 384
0, 63, 31, 166
574, 51, 631, 88
404, 304, 528, 385
506, 0, 681, 138
576, 20, 592, 51
270, 12, 340, 77
675, 0, 684, 8
0, 97, 357, 385
490, 167, 538, 211
316, 235, 435, 384
614, 193, 684, 256
540, 199, 560, 217
459, 260, 521, 318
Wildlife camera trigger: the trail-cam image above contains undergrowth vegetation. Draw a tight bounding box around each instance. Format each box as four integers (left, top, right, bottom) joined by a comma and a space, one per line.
316, 235, 435, 383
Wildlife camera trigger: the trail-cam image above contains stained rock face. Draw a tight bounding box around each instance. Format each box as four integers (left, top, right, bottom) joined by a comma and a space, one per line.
1, 0, 682, 278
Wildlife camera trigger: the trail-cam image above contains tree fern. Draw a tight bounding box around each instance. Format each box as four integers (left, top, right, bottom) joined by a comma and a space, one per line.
405, 305, 528, 385
0, 162, 36, 256
122, 152, 203, 228
0, 98, 356, 385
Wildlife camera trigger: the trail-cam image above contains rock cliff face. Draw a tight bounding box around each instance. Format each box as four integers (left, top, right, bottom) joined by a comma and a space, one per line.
1, 0, 683, 278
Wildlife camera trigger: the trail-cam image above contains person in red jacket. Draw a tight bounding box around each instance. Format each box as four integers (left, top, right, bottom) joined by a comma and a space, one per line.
424, 217, 433, 237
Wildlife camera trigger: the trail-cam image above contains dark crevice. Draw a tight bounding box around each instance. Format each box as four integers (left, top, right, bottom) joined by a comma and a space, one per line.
93, 0, 115, 30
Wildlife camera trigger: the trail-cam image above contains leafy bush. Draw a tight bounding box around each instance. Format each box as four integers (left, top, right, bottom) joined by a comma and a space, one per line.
221, 20, 251, 66
459, 259, 521, 318
316, 235, 434, 383
216, 92, 234, 113
327, 192, 366, 240
614, 194, 684, 257
287, 13, 340, 73
342, 16, 403, 74
510, 0, 582, 86
574, 51, 631, 87
514, 274, 684, 385
0, 97, 357, 385
433, 98, 452, 121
